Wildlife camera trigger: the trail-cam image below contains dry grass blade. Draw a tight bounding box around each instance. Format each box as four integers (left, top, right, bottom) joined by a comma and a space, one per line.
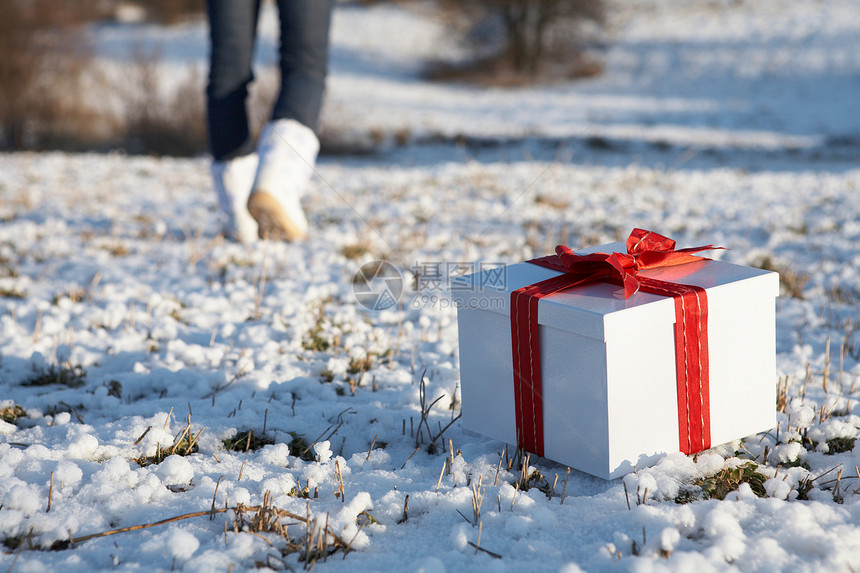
58, 402, 85, 424
210, 475, 224, 520
414, 370, 446, 448
400, 446, 421, 470
561, 467, 571, 504
133, 426, 152, 445
467, 540, 502, 559
67, 508, 231, 546
228, 494, 353, 566
397, 495, 409, 524
436, 460, 446, 493
342, 522, 367, 560
623, 480, 631, 510
46, 472, 54, 513
366, 434, 378, 461
299, 425, 335, 460
134, 416, 202, 467
428, 414, 463, 449
471, 475, 484, 525
334, 460, 345, 502
170, 415, 192, 455
185, 427, 204, 455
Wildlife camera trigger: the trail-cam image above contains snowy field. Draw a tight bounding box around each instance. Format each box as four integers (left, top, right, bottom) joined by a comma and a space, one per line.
2, 1, 860, 571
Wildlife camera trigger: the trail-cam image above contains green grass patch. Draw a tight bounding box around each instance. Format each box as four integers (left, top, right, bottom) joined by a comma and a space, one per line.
302, 314, 330, 352
825, 436, 856, 454
676, 462, 768, 503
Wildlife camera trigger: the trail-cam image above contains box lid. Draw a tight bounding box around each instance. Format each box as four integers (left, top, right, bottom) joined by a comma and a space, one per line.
451, 241, 779, 341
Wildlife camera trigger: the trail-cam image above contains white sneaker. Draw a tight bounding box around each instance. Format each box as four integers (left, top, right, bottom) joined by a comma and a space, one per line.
211, 153, 259, 243
247, 119, 318, 242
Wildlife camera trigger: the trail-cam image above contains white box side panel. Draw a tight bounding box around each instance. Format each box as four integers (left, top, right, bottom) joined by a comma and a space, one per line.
540, 325, 609, 478
457, 308, 518, 446
708, 297, 777, 445
605, 323, 679, 479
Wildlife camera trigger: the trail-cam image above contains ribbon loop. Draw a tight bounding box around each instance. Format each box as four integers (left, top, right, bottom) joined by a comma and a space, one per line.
627, 228, 676, 256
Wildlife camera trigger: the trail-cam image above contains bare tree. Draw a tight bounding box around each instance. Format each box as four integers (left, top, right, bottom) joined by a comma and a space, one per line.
439, 0, 605, 81
489, 0, 604, 75
0, 0, 97, 149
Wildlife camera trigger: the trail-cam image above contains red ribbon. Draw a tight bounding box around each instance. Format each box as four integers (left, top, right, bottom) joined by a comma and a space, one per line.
510, 229, 721, 458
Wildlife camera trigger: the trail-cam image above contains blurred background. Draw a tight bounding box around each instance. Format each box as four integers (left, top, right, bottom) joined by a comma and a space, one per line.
0, 0, 610, 156
1, 0, 857, 163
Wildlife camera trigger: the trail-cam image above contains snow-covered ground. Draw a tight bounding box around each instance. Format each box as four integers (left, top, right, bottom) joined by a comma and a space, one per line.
2, 1, 860, 571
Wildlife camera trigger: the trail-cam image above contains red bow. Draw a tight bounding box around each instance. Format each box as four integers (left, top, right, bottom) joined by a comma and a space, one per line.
529, 228, 720, 298
511, 229, 720, 459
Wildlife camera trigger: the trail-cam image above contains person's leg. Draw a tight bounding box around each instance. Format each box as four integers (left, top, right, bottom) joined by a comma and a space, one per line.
206, 0, 262, 161
206, 0, 262, 242
272, 0, 333, 130
248, 0, 334, 241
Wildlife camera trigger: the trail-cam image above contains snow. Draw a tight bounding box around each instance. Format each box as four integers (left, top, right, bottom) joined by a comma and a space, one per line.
2, 0, 860, 571
166, 528, 199, 561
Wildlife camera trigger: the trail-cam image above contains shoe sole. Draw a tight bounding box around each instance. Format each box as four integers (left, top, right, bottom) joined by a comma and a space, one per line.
247, 190, 307, 242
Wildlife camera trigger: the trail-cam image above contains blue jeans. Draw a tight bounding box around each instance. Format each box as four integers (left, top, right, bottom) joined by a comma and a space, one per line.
206, 0, 333, 161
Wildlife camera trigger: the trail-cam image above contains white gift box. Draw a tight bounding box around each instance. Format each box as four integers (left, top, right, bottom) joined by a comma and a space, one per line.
453, 241, 779, 479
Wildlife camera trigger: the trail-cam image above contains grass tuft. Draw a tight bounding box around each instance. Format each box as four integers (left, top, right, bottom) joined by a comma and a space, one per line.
347, 355, 374, 376
288, 432, 317, 462
513, 452, 551, 494
0, 404, 25, 424
795, 477, 814, 501
303, 309, 331, 352
0, 286, 26, 298
223, 429, 275, 453
134, 416, 203, 467
825, 437, 856, 455
288, 480, 318, 499
231, 490, 354, 566
676, 462, 768, 503
356, 509, 379, 527
23, 364, 86, 388
750, 255, 809, 299
340, 243, 371, 260
107, 380, 122, 399
1, 535, 23, 551
134, 434, 201, 467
